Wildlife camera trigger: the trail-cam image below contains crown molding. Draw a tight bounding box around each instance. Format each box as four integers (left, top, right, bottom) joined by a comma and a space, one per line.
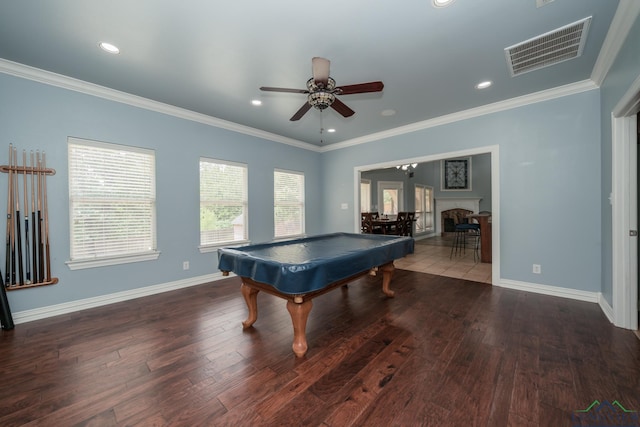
591, 0, 640, 86
321, 79, 598, 152
0, 58, 600, 155
0, 59, 321, 153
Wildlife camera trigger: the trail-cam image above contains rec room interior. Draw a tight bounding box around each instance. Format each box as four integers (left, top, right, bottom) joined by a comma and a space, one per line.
1, 1, 640, 425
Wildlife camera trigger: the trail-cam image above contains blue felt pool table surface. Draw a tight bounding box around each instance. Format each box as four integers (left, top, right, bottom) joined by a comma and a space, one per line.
217, 232, 414, 295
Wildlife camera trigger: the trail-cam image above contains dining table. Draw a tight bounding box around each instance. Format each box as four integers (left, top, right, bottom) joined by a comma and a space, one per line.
371, 218, 399, 235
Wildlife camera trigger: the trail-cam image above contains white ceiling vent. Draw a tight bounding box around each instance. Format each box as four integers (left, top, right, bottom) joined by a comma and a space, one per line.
505, 16, 591, 77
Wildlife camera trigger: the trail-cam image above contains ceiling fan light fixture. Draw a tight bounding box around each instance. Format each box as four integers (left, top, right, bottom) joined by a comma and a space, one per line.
306, 77, 336, 92
308, 91, 335, 110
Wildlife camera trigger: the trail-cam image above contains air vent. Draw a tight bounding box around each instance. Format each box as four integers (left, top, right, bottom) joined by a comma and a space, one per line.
505, 16, 591, 77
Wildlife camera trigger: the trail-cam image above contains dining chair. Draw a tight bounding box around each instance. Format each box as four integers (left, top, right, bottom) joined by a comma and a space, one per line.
405, 212, 416, 237
394, 212, 407, 236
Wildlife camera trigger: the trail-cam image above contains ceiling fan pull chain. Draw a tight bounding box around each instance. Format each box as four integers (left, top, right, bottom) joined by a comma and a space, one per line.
320, 111, 324, 144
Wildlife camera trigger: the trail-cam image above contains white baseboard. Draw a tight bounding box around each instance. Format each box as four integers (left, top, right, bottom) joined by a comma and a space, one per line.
496, 278, 600, 303
11, 273, 612, 326
12, 272, 234, 325
598, 294, 615, 323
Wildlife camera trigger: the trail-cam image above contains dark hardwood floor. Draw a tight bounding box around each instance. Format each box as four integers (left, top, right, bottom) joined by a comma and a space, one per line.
1, 269, 639, 426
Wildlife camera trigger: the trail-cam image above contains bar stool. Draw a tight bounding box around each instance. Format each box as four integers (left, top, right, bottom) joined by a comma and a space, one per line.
450, 222, 481, 262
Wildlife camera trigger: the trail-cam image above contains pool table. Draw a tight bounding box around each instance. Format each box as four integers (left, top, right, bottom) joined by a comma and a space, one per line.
218, 232, 414, 357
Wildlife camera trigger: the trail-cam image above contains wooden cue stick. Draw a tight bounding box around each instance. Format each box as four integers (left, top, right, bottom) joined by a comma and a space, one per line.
36, 151, 44, 284
13, 147, 23, 286
43, 152, 50, 282
5, 146, 12, 286
23, 150, 31, 284
9, 147, 15, 285
30, 151, 37, 284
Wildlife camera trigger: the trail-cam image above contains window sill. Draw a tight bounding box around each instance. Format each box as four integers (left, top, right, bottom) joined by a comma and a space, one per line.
199, 240, 251, 253
66, 251, 161, 270
273, 233, 307, 242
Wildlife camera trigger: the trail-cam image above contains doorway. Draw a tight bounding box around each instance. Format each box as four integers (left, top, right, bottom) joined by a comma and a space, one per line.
353, 145, 500, 285
611, 79, 640, 330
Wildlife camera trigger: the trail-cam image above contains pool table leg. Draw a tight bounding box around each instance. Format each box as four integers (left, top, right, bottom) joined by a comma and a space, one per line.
241, 283, 259, 328
286, 299, 313, 357
381, 262, 396, 298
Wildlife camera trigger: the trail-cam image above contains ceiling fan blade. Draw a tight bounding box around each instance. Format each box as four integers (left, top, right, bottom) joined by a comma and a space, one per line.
330, 98, 355, 118
290, 102, 312, 121
336, 81, 384, 95
312, 57, 330, 86
260, 86, 309, 94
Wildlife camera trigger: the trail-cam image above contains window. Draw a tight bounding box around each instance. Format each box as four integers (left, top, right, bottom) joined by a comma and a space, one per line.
274, 169, 305, 238
200, 158, 248, 247
67, 138, 158, 269
360, 179, 371, 212
377, 181, 403, 216
415, 184, 434, 233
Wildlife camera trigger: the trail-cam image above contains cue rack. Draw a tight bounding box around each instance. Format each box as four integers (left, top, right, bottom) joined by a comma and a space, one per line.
0, 144, 58, 290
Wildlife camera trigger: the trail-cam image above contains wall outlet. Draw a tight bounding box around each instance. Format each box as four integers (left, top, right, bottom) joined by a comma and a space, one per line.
183, 261, 189, 270
532, 264, 541, 274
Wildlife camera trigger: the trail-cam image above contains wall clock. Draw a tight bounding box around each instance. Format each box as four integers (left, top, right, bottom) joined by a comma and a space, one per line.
442, 158, 471, 190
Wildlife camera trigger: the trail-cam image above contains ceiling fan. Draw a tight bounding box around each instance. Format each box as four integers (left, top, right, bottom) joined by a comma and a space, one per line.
260, 57, 384, 121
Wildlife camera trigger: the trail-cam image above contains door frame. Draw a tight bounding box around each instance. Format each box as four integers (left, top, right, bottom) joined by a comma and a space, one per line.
611, 73, 640, 330
353, 145, 500, 285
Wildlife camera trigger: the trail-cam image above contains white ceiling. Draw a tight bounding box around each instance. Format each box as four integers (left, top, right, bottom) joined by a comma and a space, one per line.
0, 0, 621, 147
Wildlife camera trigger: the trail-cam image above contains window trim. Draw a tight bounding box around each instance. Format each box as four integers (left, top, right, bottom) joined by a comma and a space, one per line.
377, 180, 404, 216
199, 157, 249, 250
274, 168, 305, 239
67, 137, 159, 270
414, 183, 434, 234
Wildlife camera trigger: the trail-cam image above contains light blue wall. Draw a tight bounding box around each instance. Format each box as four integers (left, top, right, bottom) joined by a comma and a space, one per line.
599, 15, 640, 305
4, 14, 638, 313
322, 90, 602, 292
0, 73, 322, 312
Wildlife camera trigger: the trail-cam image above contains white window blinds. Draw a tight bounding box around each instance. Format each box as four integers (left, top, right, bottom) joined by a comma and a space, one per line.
68, 138, 157, 262
274, 169, 304, 238
200, 158, 248, 246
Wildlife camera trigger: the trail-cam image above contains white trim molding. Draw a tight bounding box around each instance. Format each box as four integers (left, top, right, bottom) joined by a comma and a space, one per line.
496, 279, 601, 304
610, 72, 640, 330
0, 59, 320, 153
599, 294, 615, 324
591, 0, 640, 86
324, 80, 597, 152
11, 272, 231, 324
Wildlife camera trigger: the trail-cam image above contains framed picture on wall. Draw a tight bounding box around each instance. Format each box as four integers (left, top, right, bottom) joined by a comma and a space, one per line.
442, 157, 471, 191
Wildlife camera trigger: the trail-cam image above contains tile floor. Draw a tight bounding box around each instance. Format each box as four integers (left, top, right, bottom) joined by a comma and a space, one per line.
395, 235, 492, 284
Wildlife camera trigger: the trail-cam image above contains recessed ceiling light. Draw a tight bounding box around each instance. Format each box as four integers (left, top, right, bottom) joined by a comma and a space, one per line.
99, 42, 120, 54
476, 81, 492, 90
381, 109, 396, 116
251, 99, 262, 106
433, 0, 455, 7
327, 128, 336, 133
